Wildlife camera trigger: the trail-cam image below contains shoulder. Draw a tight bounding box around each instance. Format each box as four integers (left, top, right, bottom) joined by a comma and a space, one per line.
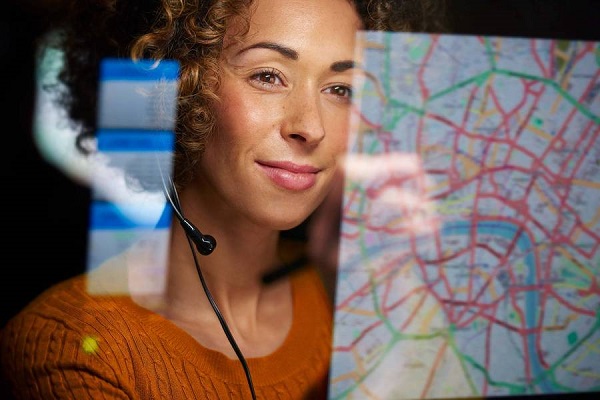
0, 272, 149, 356
0, 274, 144, 398
3, 273, 130, 331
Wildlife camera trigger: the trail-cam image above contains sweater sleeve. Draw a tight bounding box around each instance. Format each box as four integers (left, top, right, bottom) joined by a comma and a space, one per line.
0, 274, 146, 400
0, 314, 132, 400
1, 311, 134, 400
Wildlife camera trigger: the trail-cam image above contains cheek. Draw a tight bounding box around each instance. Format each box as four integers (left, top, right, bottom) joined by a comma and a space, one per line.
213, 89, 278, 145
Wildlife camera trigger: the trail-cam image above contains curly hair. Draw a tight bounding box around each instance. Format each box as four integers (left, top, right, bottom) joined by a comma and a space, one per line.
47, 0, 447, 188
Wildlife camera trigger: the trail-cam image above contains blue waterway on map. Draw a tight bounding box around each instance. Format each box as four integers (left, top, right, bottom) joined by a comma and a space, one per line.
441, 220, 554, 393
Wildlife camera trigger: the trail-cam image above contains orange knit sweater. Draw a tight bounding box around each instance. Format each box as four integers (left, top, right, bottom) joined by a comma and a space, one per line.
0, 265, 332, 399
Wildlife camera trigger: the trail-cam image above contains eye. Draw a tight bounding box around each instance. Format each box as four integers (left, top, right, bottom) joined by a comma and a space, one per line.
249, 68, 284, 88
324, 84, 353, 103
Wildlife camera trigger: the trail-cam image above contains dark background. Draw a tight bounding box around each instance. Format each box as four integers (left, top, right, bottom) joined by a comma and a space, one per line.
1, 0, 598, 399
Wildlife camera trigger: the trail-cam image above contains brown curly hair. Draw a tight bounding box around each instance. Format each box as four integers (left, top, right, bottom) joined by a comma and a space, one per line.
48, 0, 447, 188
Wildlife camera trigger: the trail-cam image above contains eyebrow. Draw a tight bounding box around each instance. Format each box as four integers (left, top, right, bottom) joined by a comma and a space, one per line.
331, 60, 356, 72
237, 41, 357, 72
238, 41, 298, 60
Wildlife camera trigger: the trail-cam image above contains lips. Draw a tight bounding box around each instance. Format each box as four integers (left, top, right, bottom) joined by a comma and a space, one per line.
257, 161, 320, 191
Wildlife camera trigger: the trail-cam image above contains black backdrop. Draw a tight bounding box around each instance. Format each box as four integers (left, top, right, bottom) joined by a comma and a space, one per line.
1, 1, 598, 398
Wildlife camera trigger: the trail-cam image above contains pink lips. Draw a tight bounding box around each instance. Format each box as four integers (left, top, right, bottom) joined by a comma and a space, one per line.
257, 161, 320, 191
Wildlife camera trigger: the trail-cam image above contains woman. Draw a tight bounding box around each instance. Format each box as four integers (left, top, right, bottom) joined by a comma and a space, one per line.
1, 0, 446, 398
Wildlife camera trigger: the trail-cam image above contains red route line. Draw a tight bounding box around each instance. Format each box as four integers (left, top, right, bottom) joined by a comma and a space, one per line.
531, 39, 550, 79
574, 42, 596, 63
549, 41, 556, 77
508, 273, 532, 382
417, 34, 439, 101
490, 78, 545, 141
437, 285, 590, 335
536, 289, 550, 369
562, 121, 598, 183
547, 287, 597, 316
482, 301, 499, 396
426, 112, 541, 168
420, 338, 449, 399
550, 119, 598, 273
332, 318, 384, 353
431, 229, 456, 303
336, 256, 416, 311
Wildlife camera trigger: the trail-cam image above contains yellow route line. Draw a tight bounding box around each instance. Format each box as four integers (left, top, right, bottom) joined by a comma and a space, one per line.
550, 44, 575, 114
526, 124, 554, 140
562, 337, 600, 379
418, 299, 443, 333
341, 305, 378, 317
572, 179, 600, 190
514, 111, 555, 141
544, 313, 578, 331
555, 247, 595, 283
583, 206, 600, 229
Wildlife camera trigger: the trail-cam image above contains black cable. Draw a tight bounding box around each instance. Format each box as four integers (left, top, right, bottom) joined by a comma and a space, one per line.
162, 176, 257, 399
184, 234, 257, 400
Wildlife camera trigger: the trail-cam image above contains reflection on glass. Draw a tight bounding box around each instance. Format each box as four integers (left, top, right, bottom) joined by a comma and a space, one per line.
329, 31, 600, 399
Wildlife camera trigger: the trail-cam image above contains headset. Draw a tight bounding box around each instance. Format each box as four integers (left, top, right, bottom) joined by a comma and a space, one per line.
160, 173, 257, 400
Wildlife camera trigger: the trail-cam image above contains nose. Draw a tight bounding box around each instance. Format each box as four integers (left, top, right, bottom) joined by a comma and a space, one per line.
281, 86, 326, 146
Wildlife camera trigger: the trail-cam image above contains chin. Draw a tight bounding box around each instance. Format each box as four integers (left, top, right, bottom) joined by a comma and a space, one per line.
272, 216, 310, 232
264, 206, 315, 232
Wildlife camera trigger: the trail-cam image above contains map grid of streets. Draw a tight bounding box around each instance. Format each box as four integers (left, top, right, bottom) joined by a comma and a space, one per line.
329, 32, 600, 399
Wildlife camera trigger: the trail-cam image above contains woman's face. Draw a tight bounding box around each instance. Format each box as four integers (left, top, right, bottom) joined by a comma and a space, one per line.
196, 0, 361, 230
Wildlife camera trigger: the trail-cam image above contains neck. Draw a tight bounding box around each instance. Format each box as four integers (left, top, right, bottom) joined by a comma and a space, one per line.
162, 180, 293, 323
163, 219, 294, 357
144, 182, 297, 357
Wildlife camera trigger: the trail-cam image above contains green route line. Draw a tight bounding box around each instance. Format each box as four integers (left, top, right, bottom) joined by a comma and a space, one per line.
496, 68, 600, 124
368, 272, 397, 337
446, 323, 480, 395
558, 257, 593, 290
483, 37, 497, 70
383, 70, 492, 124
461, 353, 527, 394
377, 63, 600, 134
424, 71, 492, 104
387, 98, 425, 116
526, 312, 600, 393
385, 107, 411, 133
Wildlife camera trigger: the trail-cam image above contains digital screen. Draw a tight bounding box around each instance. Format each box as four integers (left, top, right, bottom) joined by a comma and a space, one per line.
330, 31, 600, 399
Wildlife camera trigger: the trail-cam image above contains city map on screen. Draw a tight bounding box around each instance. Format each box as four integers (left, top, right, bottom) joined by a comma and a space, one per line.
329, 32, 600, 399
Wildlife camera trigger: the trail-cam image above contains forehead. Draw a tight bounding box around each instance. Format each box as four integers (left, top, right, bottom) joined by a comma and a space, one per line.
224, 0, 361, 54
